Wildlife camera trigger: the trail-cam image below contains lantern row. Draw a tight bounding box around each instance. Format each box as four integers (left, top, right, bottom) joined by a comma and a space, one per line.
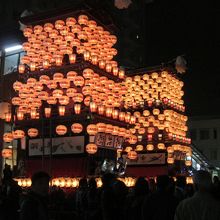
123, 71, 185, 112
19, 14, 123, 79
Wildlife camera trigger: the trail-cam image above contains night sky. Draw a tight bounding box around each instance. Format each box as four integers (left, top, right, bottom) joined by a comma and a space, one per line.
0, 0, 219, 116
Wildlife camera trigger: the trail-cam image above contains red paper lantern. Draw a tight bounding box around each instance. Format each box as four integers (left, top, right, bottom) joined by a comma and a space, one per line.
127, 151, 137, 160
86, 143, 98, 154
56, 125, 67, 135
87, 124, 98, 135
71, 123, 83, 133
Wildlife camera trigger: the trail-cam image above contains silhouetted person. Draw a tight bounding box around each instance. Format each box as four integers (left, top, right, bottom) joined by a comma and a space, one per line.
175, 170, 220, 220
175, 176, 186, 201
20, 171, 50, 220
1, 164, 21, 220
126, 177, 149, 220
75, 178, 88, 220
213, 175, 220, 200
148, 178, 156, 193
101, 173, 117, 220
86, 178, 101, 220
142, 175, 179, 220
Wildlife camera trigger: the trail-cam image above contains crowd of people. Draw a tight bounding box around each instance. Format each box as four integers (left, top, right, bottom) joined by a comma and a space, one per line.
0, 166, 220, 220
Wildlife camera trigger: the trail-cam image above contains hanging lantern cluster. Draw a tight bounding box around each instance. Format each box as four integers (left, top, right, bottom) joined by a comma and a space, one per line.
20, 14, 124, 78
123, 71, 185, 112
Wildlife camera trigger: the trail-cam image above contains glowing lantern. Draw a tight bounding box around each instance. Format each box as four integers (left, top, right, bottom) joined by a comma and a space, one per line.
44, 107, 51, 118
28, 128, 38, 137
40, 75, 50, 84
167, 146, 174, 153
3, 133, 13, 143
58, 106, 65, 116
130, 116, 136, 124
5, 113, 11, 122
18, 64, 25, 73
119, 69, 125, 79
99, 60, 105, 69
83, 50, 90, 61
138, 128, 145, 135
98, 105, 105, 115
112, 126, 119, 136
153, 109, 160, 115
74, 76, 84, 87
90, 102, 97, 113
13, 81, 23, 91
87, 124, 98, 135
125, 146, 132, 153
53, 73, 64, 82
67, 71, 77, 81
74, 104, 81, 114
167, 158, 174, 164
17, 111, 24, 120
53, 89, 63, 98
66, 88, 76, 97
148, 127, 155, 134
112, 109, 119, 119
43, 60, 49, 69
83, 68, 93, 79
59, 79, 70, 89
69, 54, 76, 64
119, 112, 125, 121
129, 135, 137, 145
47, 97, 57, 105
112, 67, 118, 76
13, 130, 25, 139
30, 109, 37, 119
59, 96, 69, 105
105, 63, 112, 73
136, 145, 143, 151
106, 124, 113, 134
55, 57, 62, 66
127, 151, 137, 160
147, 144, 154, 151
56, 125, 67, 135
157, 143, 165, 150
73, 93, 84, 103
97, 123, 106, 133
71, 123, 83, 133
106, 107, 113, 117
86, 143, 98, 154
2, 149, 12, 158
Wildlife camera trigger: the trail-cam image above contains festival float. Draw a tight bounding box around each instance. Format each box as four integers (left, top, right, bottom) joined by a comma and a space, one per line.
2, 8, 192, 186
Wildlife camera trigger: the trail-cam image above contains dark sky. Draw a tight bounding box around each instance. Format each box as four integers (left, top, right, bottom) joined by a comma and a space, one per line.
0, 0, 219, 116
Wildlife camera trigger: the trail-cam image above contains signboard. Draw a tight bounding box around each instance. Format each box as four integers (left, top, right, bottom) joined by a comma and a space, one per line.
95, 133, 124, 149
28, 136, 84, 156
123, 153, 166, 165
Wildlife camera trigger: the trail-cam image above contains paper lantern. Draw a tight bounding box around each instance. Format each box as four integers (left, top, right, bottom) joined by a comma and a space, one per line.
112, 109, 119, 119
47, 97, 57, 105
12, 97, 21, 106
146, 144, 154, 151
138, 128, 145, 135
98, 105, 105, 115
30, 109, 37, 119
135, 145, 143, 151
167, 146, 174, 153
148, 127, 155, 134
157, 143, 165, 150
13, 130, 25, 139
97, 123, 106, 133
90, 102, 97, 113
3, 133, 13, 143
5, 113, 11, 122
127, 151, 137, 160
87, 124, 98, 135
53, 73, 64, 82
2, 149, 12, 158
74, 104, 81, 114
129, 135, 137, 145
28, 128, 38, 137
153, 109, 160, 115
71, 123, 83, 133
17, 111, 24, 120
56, 125, 67, 135
44, 107, 51, 118
167, 157, 174, 164
130, 116, 136, 124
112, 126, 119, 136
74, 76, 84, 87
119, 112, 125, 121
69, 54, 76, 63
106, 107, 113, 117
86, 143, 98, 154
59, 96, 69, 105
119, 69, 125, 79
18, 64, 25, 73
106, 124, 113, 134
58, 106, 65, 116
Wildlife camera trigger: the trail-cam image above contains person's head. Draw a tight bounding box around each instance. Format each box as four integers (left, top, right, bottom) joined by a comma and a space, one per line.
156, 175, 170, 192
88, 177, 97, 189
176, 176, 186, 189
193, 170, 212, 192
101, 173, 116, 188
134, 177, 149, 196
31, 171, 50, 196
79, 178, 88, 189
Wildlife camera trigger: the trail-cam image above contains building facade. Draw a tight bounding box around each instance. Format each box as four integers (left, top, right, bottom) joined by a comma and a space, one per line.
188, 116, 220, 175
